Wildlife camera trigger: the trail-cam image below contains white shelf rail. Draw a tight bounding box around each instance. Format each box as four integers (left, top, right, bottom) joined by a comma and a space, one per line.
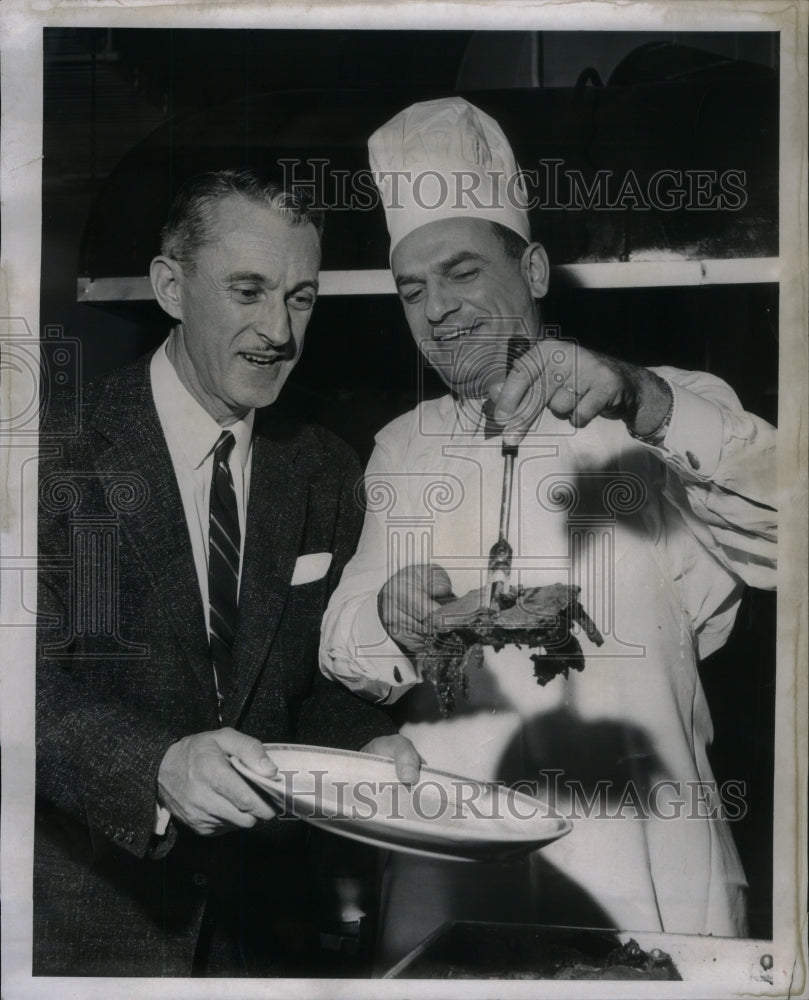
77, 258, 781, 303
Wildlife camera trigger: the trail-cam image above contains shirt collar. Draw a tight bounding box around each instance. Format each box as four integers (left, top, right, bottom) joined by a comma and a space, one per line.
449, 393, 488, 439
447, 393, 549, 441
150, 336, 255, 472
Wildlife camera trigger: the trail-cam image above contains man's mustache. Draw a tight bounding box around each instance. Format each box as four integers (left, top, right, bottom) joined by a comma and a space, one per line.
242, 340, 297, 362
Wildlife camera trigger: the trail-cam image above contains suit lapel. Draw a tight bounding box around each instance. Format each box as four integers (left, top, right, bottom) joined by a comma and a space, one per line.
89, 358, 316, 725
89, 358, 215, 711
224, 425, 309, 725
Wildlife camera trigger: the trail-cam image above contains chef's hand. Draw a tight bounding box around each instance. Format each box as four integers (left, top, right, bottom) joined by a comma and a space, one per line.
378, 563, 454, 659
490, 338, 672, 447
157, 728, 278, 836
362, 734, 423, 785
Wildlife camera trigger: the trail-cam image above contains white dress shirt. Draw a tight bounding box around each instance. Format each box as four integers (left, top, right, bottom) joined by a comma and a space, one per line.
150, 335, 254, 833
150, 336, 254, 628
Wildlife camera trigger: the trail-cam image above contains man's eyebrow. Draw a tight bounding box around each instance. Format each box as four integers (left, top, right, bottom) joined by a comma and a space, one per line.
227, 273, 319, 293
394, 272, 424, 289
288, 278, 319, 295
438, 251, 487, 274
228, 271, 267, 283
395, 251, 487, 288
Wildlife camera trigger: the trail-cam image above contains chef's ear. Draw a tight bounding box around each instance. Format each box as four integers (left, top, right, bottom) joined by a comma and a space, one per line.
522, 243, 550, 300
150, 255, 185, 322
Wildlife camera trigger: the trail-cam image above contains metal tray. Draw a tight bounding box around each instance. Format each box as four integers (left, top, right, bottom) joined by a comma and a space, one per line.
384, 921, 681, 980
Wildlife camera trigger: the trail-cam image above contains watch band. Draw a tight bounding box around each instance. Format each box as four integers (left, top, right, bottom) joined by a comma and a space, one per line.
628, 373, 674, 446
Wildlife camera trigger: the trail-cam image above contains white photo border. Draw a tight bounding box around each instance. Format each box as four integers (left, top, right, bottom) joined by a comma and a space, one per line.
1, 2, 806, 998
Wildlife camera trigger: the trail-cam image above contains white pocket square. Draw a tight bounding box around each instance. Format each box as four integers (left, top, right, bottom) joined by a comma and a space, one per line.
291, 552, 332, 586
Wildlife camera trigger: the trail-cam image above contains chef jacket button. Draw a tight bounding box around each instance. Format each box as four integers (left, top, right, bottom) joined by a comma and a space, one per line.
686, 450, 700, 470
192, 872, 208, 888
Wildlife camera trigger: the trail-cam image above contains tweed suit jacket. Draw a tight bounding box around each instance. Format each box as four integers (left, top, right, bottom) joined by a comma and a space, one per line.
34, 353, 396, 976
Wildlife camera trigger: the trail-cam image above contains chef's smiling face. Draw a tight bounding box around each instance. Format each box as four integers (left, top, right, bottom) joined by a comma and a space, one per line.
153, 193, 321, 424
391, 217, 549, 397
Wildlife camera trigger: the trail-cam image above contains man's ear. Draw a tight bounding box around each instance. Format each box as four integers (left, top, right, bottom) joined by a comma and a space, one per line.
521, 243, 550, 299
150, 256, 184, 322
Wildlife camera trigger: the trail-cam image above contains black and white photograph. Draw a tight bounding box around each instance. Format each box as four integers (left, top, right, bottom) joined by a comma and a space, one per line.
1, 3, 806, 997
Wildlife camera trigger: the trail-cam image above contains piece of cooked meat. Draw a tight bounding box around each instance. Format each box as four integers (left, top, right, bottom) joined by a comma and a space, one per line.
552, 938, 682, 981
398, 931, 681, 981
418, 584, 604, 716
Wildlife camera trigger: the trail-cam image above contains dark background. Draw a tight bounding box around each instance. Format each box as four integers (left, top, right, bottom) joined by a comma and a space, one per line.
41, 27, 778, 939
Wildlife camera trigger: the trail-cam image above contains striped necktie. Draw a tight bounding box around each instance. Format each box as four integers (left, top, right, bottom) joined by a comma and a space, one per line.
208, 430, 240, 719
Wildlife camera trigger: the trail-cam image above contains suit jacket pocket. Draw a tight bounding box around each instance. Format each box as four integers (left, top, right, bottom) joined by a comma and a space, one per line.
290, 552, 332, 586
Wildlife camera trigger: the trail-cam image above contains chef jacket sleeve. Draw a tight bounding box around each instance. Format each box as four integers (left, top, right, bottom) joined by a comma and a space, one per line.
319, 427, 422, 704
642, 365, 777, 592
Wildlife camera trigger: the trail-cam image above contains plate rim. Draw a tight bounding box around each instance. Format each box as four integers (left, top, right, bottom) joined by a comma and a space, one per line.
232, 742, 573, 850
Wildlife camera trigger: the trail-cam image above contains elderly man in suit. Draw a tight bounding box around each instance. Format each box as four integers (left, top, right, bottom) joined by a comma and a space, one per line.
34, 169, 419, 977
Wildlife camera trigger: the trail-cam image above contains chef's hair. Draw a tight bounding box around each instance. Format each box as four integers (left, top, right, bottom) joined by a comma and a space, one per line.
160, 169, 324, 271
490, 221, 529, 260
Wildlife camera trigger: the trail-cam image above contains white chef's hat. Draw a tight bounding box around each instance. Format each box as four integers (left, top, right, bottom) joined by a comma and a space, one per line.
368, 97, 531, 256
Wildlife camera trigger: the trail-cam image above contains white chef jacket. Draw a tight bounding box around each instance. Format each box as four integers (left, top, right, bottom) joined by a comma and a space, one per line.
320, 366, 776, 942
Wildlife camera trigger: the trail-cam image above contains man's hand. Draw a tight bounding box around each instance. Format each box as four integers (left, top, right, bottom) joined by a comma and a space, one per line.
491, 339, 672, 447
378, 564, 454, 658
362, 734, 423, 784
157, 728, 279, 836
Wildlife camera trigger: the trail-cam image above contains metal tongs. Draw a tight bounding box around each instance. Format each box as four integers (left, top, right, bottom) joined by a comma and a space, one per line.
483, 335, 531, 611
486, 443, 517, 610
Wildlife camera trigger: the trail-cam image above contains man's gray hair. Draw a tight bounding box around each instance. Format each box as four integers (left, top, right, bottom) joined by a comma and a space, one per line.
490, 220, 529, 260
160, 168, 324, 271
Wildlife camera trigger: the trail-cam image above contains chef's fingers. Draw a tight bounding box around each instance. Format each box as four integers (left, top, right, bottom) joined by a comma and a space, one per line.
386, 611, 433, 650
567, 385, 619, 428
389, 568, 449, 621
380, 586, 432, 628
426, 565, 455, 603
492, 346, 548, 446
547, 391, 578, 420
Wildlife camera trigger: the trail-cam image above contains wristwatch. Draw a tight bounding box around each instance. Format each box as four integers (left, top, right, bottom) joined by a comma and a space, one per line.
628, 372, 674, 446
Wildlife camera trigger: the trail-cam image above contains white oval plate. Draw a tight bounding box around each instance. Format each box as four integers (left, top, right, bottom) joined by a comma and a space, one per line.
231, 743, 572, 863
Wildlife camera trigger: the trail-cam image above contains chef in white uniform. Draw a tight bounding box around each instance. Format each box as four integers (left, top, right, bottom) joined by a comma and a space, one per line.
320, 98, 777, 964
